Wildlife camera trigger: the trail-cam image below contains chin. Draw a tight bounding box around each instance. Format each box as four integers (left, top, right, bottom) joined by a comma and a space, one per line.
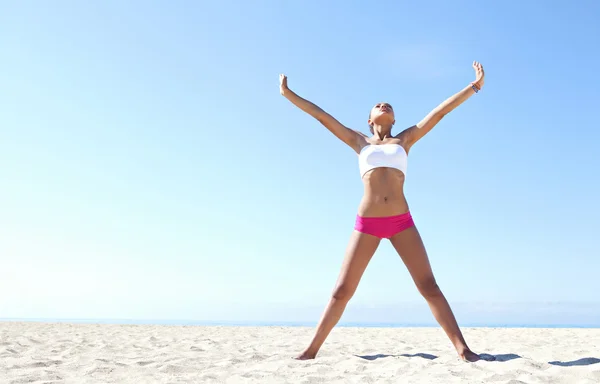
375, 117, 394, 124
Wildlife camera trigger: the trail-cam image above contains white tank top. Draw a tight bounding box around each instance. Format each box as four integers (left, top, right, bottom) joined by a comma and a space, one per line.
358, 143, 408, 178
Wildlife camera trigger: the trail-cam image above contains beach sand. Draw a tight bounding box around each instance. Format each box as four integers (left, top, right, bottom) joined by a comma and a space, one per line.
1, 322, 599, 383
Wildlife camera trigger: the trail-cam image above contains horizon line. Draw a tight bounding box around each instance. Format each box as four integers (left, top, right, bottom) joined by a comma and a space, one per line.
1, 318, 598, 329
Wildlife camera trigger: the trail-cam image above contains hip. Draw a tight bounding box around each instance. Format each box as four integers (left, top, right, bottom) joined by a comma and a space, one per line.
354, 210, 415, 239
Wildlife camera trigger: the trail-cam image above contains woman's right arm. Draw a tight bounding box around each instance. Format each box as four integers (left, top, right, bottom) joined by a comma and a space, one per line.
279, 74, 363, 153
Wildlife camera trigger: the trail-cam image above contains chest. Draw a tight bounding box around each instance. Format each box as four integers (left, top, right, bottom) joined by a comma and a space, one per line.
360, 144, 407, 163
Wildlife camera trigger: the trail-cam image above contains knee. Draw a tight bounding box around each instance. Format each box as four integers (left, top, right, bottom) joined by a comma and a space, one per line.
331, 284, 355, 302
416, 277, 442, 299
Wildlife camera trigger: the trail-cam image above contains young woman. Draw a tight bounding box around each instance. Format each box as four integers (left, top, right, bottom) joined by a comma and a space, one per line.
279, 62, 487, 362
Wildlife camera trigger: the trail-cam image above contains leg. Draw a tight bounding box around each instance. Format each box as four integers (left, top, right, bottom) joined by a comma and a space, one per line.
389, 226, 483, 362
296, 230, 381, 360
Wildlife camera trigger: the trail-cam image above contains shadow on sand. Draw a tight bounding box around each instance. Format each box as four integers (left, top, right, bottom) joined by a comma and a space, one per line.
357, 353, 525, 362
357, 353, 600, 367
548, 357, 600, 367
356, 353, 437, 361
479, 353, 522, 362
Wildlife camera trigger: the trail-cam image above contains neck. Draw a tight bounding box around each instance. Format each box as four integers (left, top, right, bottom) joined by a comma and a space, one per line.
372, 124, 393, 140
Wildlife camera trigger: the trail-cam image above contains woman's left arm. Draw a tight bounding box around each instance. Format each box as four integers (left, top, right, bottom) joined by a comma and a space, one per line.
399, 61, 485, 149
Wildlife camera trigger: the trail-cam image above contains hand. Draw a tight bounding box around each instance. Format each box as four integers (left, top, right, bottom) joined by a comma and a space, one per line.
472, 61, 485, 89
279, 74, 288, 95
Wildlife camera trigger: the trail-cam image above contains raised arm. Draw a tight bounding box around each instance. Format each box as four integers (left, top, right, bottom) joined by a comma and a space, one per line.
279, 74, 364, 153
399, 61, 485, 149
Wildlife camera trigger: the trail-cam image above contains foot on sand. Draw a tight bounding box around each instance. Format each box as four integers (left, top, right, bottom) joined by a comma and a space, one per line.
459, 349, 496, 362
294, 350, 317, 360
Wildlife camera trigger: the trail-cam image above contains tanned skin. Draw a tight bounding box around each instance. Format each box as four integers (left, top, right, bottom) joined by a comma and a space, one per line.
280, 62, 491, 363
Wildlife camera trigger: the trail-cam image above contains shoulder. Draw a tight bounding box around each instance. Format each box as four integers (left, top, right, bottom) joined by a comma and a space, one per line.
394, 126, 417, 153
351, 129, 370, 154
352, 129, 369, 139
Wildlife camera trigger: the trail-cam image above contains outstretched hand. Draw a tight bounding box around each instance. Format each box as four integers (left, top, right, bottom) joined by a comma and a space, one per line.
279, 74, 288, 95
473, 61, 485, 89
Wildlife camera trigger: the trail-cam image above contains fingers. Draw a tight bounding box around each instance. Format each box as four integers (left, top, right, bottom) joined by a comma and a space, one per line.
472, 61, 484, 78
279, 74, 288, 94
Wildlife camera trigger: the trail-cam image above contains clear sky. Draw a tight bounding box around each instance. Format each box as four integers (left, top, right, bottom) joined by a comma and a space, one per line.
1, 1, 599, 327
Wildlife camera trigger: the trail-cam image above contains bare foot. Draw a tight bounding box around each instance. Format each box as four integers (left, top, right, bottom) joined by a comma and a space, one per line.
294, 350, 317, 360
459, 349, 495, 362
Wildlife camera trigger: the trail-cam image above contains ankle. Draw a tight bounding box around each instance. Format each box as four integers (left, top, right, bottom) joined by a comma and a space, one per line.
455, 343, 471, 355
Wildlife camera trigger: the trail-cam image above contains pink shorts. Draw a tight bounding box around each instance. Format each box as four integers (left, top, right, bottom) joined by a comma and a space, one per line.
354, 211, 415, 239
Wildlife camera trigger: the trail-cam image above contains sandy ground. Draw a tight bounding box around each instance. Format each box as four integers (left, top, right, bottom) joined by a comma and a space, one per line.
1, 322, 599, 383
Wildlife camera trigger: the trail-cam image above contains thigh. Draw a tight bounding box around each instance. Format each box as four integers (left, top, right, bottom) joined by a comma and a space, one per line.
389, 225, 435, 284
333, 230, 381, 292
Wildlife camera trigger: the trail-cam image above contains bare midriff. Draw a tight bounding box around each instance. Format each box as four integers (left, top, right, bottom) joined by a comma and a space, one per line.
357, 167, 409, 218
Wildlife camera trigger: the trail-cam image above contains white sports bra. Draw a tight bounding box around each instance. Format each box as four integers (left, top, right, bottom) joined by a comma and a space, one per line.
358, 143, 408, 178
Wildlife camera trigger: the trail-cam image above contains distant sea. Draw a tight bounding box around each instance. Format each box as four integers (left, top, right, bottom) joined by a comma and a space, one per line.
1, 319, 598, 328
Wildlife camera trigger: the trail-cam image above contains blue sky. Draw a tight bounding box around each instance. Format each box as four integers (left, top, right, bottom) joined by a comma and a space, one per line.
1, 1, 599, 326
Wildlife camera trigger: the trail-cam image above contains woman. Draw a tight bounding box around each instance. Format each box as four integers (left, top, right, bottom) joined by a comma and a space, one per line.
279, 61, 489, 363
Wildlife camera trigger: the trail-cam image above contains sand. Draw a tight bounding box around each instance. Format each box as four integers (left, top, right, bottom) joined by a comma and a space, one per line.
1, 322, 599, 383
